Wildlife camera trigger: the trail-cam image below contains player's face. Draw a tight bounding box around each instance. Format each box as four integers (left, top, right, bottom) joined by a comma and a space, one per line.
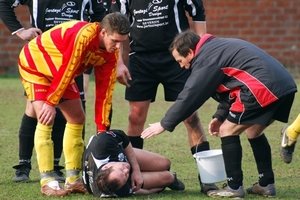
172, 49, 194, 69
106, 162, 130, 189
100, 29, 128, 53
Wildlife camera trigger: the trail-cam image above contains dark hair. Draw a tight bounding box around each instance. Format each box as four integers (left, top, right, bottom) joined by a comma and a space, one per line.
96, 167, 122, 195
101, 12, 130, 35
169, 30, 200, 57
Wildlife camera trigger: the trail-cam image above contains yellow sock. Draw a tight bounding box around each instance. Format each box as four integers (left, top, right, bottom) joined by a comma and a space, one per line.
34, 123, 54, 186
34, 123, 54, 173
286, 114, 300, 140
66, 172, 80, 183
63, 123, 84, 182
40, 177, 55, 187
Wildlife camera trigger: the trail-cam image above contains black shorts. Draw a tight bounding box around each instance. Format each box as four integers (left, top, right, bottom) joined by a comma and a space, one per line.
227, 93, 295, 126
84, 66, 93, 75
125, 51, 190, 102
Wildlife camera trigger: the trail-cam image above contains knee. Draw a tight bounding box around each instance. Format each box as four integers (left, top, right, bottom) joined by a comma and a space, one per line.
128, 111, 146, 125
162, 157, 172, 170
68, 114, 85, 124
25, 101, 36, 117
78, 114, 85, 124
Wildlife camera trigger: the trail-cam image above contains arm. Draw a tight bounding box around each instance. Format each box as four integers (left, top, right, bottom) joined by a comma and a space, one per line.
123, 143, 143, 192
0, 0, 24, 33
209, 93, 233, 136
141, 58, 224, 139
185, 0, 207, 37
116, 42, 131, 87
94, 52, 118, 132
0, 0, 42, 40
193, 22, 207, 37
135, 188, 163, 194
160, 60, 223, 132
108, 0, 132, 87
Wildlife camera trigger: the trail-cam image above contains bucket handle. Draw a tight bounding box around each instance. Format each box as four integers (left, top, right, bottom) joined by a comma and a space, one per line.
193, 133, 209, 159
195, 133, 209, 152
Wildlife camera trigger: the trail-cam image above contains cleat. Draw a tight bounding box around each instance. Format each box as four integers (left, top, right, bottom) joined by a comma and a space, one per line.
280, 127, 297, 164
53, 165, 65, 183
41, 180, 69, 197
167, 172, 185, 190
198, 174, 219, 194
200, 182, 219, 194
207, 184, 245, 198
246, 182, 276, 197
12, 163, 31, 183
65, 177, 89, 194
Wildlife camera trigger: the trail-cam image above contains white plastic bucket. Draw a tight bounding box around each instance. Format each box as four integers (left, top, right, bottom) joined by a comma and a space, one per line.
193, 149, 226, 184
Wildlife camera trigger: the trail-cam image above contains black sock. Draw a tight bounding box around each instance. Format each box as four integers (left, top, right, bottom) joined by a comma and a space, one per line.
52, 108, 65, 165
18, 114, 37, 163
248, 134, 274, 186
191, 141, 210, 155
128, 136, 143, 149
221, 136, 243, 189
191, 142, 210, 186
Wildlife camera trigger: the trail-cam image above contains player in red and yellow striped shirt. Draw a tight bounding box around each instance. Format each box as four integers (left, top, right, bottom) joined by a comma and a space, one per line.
18, 12, 130, 197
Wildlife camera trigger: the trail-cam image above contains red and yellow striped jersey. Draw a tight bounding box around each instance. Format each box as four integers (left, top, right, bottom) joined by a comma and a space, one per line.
18, 20, 118, 130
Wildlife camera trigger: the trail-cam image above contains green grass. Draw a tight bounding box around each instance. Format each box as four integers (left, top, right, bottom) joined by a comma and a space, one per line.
1, 77, 300, 199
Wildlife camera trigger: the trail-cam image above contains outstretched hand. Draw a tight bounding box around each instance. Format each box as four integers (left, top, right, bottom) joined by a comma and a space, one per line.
140, 122, 165, 139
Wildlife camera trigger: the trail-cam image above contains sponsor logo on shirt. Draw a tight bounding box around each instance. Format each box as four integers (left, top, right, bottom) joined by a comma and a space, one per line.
106, 131, 116, 137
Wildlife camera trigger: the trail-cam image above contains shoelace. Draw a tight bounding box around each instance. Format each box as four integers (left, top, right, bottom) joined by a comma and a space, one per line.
221, 183, 228, 189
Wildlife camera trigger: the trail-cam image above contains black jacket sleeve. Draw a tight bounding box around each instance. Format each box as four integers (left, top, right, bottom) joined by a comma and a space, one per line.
211, 92, 234, 122
0, 0, 29, 33
161, 56, 225, 132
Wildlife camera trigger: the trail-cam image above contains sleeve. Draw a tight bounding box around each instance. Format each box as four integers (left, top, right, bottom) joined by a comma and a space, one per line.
87, 0, 107, 22
160, 58, 224, 132
112, 129, 130, 148
94, 51, 118, 131
0, 0, 25, 33
211, 92, 234, 122
184, 0, 206, 22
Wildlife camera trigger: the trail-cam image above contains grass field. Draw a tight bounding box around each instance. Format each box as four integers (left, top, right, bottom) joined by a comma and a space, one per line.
0, 77, 300, 199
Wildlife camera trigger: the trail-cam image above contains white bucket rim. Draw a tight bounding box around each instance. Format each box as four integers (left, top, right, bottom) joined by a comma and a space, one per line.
193, 149, 222, 159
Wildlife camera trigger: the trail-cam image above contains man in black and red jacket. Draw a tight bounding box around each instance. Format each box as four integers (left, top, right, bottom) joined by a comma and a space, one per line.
142, 30, 297, 198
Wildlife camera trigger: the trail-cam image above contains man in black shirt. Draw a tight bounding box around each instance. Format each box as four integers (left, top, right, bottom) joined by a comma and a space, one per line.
83, 129, 185, 197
